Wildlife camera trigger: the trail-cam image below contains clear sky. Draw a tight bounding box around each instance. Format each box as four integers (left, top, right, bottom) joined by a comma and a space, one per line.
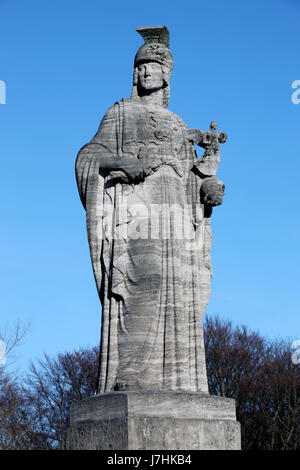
1, 0, 300, 372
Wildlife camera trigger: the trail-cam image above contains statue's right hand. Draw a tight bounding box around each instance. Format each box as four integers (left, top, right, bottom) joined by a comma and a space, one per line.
119, 159, 144, 183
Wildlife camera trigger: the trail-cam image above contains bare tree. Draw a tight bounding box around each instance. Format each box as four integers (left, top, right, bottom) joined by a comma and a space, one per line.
0, 321, 30, 450
204, 315, 300, 450
0, 321, 28, 368
23, 347, 99, 449
1, 315, 299, 450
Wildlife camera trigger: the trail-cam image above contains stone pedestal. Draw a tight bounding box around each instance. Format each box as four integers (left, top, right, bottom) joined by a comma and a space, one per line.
67, 391, 241, 450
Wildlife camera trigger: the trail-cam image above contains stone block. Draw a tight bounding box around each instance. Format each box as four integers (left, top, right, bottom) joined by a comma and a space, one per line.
67, 391, 241, 450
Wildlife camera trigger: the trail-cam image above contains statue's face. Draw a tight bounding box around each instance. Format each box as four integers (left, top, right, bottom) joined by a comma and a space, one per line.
137, 61, 164, 92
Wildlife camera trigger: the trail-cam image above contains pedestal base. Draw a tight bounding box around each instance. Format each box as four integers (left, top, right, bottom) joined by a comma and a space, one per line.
67, 391, 241, 450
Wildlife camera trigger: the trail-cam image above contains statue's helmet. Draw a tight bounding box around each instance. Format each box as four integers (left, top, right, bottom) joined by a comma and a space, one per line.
134, 26, 174, 81
132, 26, 173, 107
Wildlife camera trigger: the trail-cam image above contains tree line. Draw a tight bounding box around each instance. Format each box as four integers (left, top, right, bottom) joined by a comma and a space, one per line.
0, 316, 299, 450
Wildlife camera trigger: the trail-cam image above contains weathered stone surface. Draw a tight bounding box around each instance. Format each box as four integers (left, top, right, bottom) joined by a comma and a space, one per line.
75, 26, 216, 394
72, 25, 240, 450
67, 392, 241, 450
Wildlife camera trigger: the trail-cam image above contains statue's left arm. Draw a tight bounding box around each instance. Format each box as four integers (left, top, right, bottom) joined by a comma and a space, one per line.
188, 122, 226, 208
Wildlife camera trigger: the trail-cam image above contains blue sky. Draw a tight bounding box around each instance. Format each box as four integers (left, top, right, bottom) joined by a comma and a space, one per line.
1, 0, 300, 372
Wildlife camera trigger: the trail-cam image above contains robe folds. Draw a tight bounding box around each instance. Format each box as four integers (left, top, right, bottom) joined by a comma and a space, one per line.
76, 98, 212, 393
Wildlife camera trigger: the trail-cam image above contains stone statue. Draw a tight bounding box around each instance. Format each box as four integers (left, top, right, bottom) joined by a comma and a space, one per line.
69, 25, 241, 450
75, 26, 226, 395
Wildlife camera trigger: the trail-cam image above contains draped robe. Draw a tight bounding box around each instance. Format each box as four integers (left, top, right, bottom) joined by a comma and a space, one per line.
76, 98, 213, 393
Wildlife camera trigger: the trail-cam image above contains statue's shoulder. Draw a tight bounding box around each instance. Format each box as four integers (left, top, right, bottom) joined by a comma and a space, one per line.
100, 99, 128, 123
101, 103, 117, 120
164, 107, 189, 130
103, 100, 188, 132
102, 98, 134, 117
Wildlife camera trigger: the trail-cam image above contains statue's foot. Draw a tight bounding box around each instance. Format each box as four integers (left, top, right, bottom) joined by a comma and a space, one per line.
113, 381, 128, 391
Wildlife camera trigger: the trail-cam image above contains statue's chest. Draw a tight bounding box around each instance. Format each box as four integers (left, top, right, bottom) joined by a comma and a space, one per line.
123, 107, 185, 152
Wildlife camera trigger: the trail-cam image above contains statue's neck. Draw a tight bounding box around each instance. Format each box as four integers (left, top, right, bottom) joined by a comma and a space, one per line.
137, 87, 164, 107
